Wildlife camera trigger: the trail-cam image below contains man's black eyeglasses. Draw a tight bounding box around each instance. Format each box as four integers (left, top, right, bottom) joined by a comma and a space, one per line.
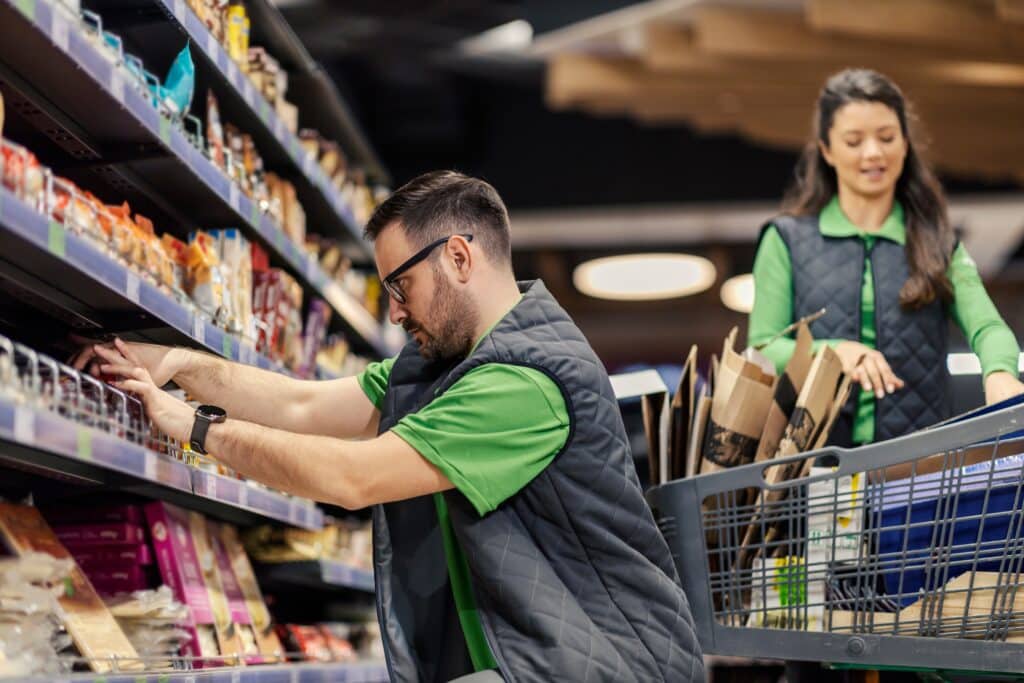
382, 234, 474, 304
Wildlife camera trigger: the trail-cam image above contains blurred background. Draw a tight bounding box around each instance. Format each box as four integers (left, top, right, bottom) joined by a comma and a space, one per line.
283, 0, 1024, 389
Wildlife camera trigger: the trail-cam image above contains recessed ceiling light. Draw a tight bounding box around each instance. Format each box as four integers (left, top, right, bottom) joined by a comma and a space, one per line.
720, 273, 754, 313
572, 253, 716, 301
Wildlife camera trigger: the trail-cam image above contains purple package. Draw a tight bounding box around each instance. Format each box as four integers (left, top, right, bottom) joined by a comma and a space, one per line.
207, 519, 264, 664
298, 298, 332, 378
43, 504, 143, 525
90, 575, 152, 597
81, 563, 148, 585
144, 502, 216, 666
55, 523, 145, 546
71, 544, 153, 566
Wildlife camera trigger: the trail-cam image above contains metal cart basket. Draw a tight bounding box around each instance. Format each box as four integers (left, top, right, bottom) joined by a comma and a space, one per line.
647, 402, 1024, 674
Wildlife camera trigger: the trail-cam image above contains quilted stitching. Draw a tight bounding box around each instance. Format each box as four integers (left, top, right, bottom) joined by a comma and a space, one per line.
380, 280, 703, 682
774, 216, 951, 443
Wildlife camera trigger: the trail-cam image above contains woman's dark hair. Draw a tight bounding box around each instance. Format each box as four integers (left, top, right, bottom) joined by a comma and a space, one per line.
782, 68, 954, 309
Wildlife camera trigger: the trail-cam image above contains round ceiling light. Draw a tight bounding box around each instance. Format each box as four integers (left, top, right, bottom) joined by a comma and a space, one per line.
720, 273, 754, 313
572, 253, 716, 301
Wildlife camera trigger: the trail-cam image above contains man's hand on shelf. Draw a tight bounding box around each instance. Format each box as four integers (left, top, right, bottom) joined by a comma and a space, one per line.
91, 338, 194, 442
70, 335, 190, 388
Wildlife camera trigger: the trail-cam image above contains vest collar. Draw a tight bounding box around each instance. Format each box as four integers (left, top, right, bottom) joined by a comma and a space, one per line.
820, 195, 906, 245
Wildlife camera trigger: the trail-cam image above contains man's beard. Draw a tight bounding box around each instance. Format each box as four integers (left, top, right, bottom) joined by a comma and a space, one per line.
404, 267, 478, 361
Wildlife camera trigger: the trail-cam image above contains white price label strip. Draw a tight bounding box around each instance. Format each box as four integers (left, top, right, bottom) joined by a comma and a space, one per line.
229, 182, 240, 212
144, 453, 156, 480
13, 407, 34, 443
206, 31, 218, 61
110, 69, 125, 104
125, 271, 140, 304
238, 484, 248, 507
172, 0, 185, 22
50, 12, 69, 51
207, 475, 218, 499
192, 316, 206, 345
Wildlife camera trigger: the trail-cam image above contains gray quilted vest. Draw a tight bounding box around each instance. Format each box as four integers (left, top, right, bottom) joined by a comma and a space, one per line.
765, 214, 951, 444
372, 280, 704, 683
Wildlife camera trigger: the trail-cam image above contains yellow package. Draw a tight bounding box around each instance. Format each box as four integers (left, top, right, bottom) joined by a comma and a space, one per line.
186, 232, 225, 317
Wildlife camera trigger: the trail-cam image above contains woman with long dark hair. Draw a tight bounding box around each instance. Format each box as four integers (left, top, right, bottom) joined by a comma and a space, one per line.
749, 68, 1022, 447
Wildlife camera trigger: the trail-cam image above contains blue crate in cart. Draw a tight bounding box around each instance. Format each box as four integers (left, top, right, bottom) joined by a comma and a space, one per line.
870, 452, 1024, 606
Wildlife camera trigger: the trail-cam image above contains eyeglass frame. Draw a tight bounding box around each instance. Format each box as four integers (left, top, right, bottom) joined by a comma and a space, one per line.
382, 233, 474, 304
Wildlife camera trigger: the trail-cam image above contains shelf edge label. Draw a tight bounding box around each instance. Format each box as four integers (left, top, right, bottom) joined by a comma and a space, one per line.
125, 271, 141, 304
109, 69, 125, 104
172, 0, 185, 22
192, 316, 206, 345
14, 0, 34, 20
50, 11, 69, 51
47, 221, 66, 257
13, 407, 34, 443
158, 116, 172, 146
228, 182, 240, 213
76, 428, 92, 461
221, 334, 232, 359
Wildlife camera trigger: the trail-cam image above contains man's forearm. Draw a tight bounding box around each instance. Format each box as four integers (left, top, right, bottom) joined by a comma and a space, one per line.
173, 349, 316, 430
203, 418, 361, 508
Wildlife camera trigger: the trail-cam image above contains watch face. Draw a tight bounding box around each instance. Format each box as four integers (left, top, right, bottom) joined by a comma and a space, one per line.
197, 404, 227, 420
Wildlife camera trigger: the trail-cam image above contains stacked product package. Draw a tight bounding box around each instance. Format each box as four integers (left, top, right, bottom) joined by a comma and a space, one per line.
0, 503, 142, 674
0, 551, 75, 677
1, 134, 372, 376
242, 517, 372, 571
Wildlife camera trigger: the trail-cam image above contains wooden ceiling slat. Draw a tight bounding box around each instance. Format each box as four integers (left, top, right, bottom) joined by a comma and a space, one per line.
806, 0, 1024, 58
998, 0, 1024, 23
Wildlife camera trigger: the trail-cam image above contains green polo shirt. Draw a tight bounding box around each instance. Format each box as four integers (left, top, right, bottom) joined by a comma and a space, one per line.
749, 196, 1021, 444
357, 312, 570, 671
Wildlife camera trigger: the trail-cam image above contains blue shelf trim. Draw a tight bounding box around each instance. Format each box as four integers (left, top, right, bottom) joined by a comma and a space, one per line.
0, 395, 323, 530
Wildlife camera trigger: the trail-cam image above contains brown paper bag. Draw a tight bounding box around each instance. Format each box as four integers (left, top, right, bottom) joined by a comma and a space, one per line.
700, 329, 776, 474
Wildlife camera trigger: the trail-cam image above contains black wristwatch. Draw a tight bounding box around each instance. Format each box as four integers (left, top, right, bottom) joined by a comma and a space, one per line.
189, 404, 227, 455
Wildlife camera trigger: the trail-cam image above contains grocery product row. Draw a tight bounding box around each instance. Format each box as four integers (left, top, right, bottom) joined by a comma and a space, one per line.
0, 0, 398, 358
1, 137, 373, 377
0, 500, 380, 678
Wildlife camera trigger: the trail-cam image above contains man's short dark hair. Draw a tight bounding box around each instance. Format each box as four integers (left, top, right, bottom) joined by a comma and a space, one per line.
364, 170, 512, 267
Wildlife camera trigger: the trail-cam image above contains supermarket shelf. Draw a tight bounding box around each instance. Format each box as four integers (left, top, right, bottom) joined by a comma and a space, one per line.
0, 392, 324, 529
95, 0, 369, 244
0, 185, 288, 372
14, 661, 389, 682
241, 0, 389, 186
255, 559, 375, 594
0, 0, 394, 357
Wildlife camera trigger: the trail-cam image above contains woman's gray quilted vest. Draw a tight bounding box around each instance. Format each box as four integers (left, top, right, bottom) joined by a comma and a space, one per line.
372, 280, 704, 683
765, 214, 951, 444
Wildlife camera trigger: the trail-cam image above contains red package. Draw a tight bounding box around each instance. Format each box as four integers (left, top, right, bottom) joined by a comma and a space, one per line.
318, 625, 356, 663
276, 624, 331, 662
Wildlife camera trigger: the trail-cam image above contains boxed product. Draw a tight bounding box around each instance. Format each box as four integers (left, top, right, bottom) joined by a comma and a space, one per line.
217, 523, 284, 660
187, 511, 245, 661
54, 523, 146, 546
42, 503, 144, 525
69, 544, 153, 566
144, 501, 222, 666
0, 503, 141, 673
871, 452, 1024, 606
207, 520, 261, 662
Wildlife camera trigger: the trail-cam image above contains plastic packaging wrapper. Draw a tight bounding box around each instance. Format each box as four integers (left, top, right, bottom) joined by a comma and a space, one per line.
186, 232, 226, 320
0, 551, 75, 677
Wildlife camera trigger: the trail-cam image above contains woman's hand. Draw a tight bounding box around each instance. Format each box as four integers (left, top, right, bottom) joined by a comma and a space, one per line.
835, 340, 905, 399
984, 371, 1024, 406
93, 339, 194, 442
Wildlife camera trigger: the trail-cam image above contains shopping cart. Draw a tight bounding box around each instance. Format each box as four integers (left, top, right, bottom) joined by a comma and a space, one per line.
647, 402, 1024, 675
